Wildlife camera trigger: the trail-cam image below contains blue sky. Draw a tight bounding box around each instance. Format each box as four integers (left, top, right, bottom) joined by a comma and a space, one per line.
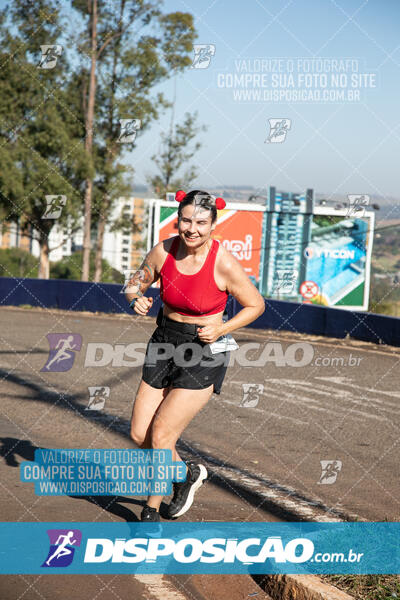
3, 0, 398, 200
131, 0, 400, 200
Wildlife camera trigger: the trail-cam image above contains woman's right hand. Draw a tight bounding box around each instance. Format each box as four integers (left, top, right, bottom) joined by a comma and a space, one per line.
133, 296, 153, 315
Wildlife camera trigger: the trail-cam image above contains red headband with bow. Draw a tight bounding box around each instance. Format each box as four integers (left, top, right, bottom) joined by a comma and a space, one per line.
175, 190, 226, 210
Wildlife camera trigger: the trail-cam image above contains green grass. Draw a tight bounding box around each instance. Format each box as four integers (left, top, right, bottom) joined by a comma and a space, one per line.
320, 574, 400, 599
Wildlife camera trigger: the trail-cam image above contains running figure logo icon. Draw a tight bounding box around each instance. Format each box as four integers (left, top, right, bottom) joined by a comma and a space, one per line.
240, 383, 264, 408
191, 44, 216, 69
42, 195, 67, 219
86, 386, 110, 410
117, 119, 141, 143
346, 194, 370, 218
42, 529, 82, 568
265, 118, 291, 143
37, 45, 63, 69
121, 269, 146, 294
41, 333, 82, 372
274, 270, 298, 294
318, 460, 342, 484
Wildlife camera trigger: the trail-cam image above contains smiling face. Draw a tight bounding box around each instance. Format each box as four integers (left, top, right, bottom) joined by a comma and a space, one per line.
177, 203, 216, 247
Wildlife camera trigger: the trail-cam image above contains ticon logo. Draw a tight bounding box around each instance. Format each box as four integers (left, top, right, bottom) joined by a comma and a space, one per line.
84, 536, 314, 564
304, 247, 355, 259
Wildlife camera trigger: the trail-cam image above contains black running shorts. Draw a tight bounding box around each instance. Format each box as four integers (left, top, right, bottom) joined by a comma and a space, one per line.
141, 310, 230, 395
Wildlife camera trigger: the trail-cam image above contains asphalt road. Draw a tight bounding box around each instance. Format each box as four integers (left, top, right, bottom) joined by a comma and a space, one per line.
1, 305, 399, 598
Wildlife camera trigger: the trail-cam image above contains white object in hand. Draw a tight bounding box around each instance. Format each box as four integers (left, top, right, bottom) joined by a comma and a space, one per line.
208, 333, 239, 354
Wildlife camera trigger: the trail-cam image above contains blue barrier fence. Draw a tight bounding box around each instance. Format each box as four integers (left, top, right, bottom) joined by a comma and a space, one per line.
1, 277, 400, 347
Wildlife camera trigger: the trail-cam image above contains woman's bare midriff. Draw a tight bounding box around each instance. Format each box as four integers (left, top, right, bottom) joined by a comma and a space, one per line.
163, 304, 225, 325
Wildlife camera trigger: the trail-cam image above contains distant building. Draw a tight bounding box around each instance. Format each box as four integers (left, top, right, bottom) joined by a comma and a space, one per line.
0, 197, 146, 274
102, 197, 146, 272
0, 221, 35, 256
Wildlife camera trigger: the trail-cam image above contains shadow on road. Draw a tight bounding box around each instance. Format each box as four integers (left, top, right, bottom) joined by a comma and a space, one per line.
0, 436, 179, 522
1, 367, 348, 522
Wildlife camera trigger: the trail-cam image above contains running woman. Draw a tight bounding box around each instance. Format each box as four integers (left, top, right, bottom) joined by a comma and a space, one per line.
126, 190, 265, 521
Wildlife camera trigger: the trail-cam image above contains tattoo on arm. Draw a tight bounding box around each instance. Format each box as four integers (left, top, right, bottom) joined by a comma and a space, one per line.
141, 262, 154, 284
124, 261, 155, 295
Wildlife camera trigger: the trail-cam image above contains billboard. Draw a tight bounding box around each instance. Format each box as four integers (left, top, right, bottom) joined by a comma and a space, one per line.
147, 199, 374, 311
147, 200, 265, 286
264, 206, 375, 311
301, 208, 374, 310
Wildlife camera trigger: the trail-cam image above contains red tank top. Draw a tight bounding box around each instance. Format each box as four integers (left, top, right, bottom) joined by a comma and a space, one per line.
159, 236, 228, 316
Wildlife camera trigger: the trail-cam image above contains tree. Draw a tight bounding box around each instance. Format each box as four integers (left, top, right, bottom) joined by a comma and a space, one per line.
71, 0, 197, 281
50, 250, 121, 283
80, 0, 98, 282
0, 1, 197, 281
0, 248, 39, 278
147, 110, 207, 197
0, 0, 89, 278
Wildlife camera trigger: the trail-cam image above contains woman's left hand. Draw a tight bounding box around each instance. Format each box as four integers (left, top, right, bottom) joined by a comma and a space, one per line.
197, 324, 225, 344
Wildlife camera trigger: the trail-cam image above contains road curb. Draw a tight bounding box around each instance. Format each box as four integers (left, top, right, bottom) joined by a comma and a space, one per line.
187, 573, 274, 599
181, 573, 354, 600
254, 574, 355, 600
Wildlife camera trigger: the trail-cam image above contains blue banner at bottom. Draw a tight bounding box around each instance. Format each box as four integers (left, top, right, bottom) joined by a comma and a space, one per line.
0, 522, 398, 574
